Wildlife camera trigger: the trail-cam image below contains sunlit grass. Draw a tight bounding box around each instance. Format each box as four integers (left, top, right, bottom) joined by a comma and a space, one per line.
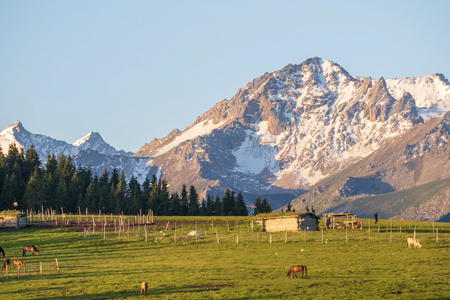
0, 217, 449, 299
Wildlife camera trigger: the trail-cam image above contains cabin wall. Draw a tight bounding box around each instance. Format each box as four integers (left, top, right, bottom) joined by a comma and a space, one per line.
264, 218, 298, 232
0, 215, 27, 228
299, 216, 318, 231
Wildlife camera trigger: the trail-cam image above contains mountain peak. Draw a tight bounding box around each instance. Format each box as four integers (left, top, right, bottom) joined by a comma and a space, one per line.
73, 131, 104, 147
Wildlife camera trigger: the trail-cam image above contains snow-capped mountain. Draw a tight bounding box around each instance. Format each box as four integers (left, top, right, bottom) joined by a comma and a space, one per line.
0, 121, 151, 182
134, 57, 450, 209
73, 132, 133, 156
0, 121, 79, 158
2, 57, 450, 217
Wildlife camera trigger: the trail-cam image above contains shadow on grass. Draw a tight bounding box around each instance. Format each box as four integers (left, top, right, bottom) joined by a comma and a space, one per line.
14, 285, 217, 299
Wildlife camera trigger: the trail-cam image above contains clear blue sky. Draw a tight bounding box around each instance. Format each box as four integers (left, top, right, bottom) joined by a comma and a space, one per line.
0, 1, 448, 152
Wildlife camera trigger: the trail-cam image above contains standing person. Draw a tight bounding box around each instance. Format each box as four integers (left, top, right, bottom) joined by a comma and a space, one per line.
374, 212, 378, 224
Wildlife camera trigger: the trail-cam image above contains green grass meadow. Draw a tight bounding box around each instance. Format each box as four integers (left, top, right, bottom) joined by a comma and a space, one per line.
0, 217, 449, 299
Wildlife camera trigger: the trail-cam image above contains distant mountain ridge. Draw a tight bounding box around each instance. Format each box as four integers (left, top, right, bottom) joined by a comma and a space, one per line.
1, 57, 450, 220
0, 121, 151, 183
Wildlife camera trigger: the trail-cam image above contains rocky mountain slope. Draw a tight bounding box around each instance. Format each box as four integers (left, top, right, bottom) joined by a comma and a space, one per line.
285, 111, 450, 221
134, 57, 450, 211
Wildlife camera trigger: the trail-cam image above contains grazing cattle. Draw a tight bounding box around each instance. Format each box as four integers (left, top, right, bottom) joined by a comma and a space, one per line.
13, 259, 24, 269
0, 247, 5, 257
2, 258, 10, 270
287, 265, 307, 279
23, 245, 39, 256
141, 281, 148, 296
407, 238, 422, 249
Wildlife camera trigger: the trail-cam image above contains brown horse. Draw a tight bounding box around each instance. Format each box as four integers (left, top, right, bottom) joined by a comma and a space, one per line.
287, 265, 307, 279
141, 281, 148, 296
0, 247, 5, 257
13, 259, 24, 269
2, 258, 10, 270
23, 245, 39, 256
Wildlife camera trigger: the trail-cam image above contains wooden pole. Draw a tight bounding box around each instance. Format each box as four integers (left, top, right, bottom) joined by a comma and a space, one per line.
40, 262, 42, 275
215, 228, 220, 243
270, 233, 272, 244
346, 227, 348, 243
236, 233, 239, 244
436, 227, 439, 243
145, 229, 148, 242
390, 220, 392, 243
55, 258, 60, 273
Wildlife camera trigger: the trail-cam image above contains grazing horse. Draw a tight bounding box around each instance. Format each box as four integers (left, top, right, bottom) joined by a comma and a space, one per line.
407, 238, 422, 249
23, 245, 39, 256
2, 258, 10, 270
141, 281, 148, 296
0, 247, 5, 257
287, 265, 307, 279
13, 259, 24, 269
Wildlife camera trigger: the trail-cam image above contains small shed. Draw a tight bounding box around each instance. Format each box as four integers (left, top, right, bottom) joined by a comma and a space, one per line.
256, 213, 320, 232
323, 212, 362, 229
0, 213, 27, 229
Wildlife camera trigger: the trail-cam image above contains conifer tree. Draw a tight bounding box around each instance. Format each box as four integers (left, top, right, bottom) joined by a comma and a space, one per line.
262, 198, 272, 213
98, 168, 109, 212
221, 188, 235, 216
206, 194, 214, 216
234, 191, 248, 216
23, 168, 45, 211
147, 175, 161, 213
214, 194, 221, 216
188, 185, 199, 216
170, 192, 180, 215
113, 171, 126, 214
55, 177, 68, 211
180, 184, 188, 216
67, 171, 79, 212
0, 174, 15, 210
254, 197, 262, 215
159, 179, 170, 215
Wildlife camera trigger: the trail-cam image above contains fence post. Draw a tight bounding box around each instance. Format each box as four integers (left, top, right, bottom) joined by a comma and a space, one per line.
215, 228, 220, 243
436, 228, 439, 243
55, 258, 60, 273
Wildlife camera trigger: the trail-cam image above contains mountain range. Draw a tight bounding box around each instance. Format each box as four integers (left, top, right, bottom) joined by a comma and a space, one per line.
2, 57, 450, 221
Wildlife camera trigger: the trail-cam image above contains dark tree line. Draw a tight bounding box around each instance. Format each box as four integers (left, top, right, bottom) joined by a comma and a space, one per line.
0, 144, 256, 216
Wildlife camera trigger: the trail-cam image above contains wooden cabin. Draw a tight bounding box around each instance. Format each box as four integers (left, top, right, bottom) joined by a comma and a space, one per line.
0, 213, 27, 228
256, 213, 320, 232
323, 212, 362, 229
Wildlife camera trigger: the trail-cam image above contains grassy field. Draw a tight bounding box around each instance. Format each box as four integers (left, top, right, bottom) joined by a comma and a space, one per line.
0, 217, 449, 299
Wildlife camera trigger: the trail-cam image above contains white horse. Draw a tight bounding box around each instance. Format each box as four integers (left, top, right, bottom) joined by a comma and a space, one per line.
407, 238, 422, 249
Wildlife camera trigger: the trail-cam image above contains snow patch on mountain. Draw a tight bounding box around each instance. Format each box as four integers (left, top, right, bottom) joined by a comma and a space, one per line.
232, 128, 279, 174
386, 75, 450, 120
153, 120, 226, 157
